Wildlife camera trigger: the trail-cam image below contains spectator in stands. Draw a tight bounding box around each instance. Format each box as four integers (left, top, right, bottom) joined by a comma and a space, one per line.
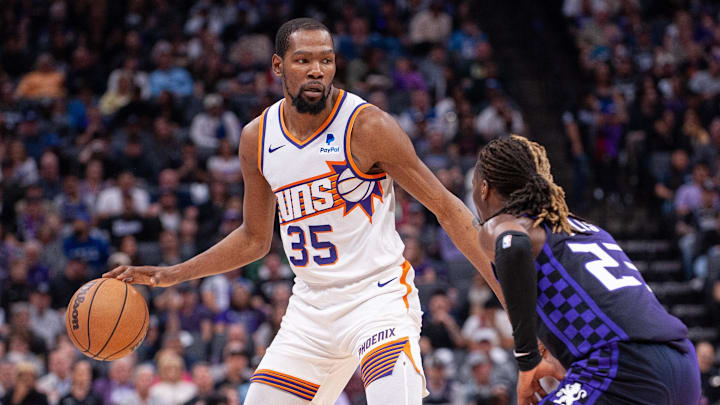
423, 354, 462, 404
184, 362, 216, 405
190, 94, 241, 158
461, 352, 511, 405
207, 139, 242, 184
422, 290, 465, 350
115, 364, 155, 405
99, 193, 161, 249
0, 360, 14, 399
95, 171, 150, 219
59, 360, 101, 405
215, 344, 250, 391
7, 140, 38, 187
149, 42, 194, 99
409, 1, 452, 46
1, 361, 48, 405
475, 93, 525, 141
14, 54, 65, 101
62, 213, 109, 276
148, 351, 197, 405
676, 161, 713, 217
91, 356, 134, 404
28, 285, 62, 350
49, 257, 89, 310
36, 350, 72, 405
697, 341, 720, 403
0, 259, 32, 314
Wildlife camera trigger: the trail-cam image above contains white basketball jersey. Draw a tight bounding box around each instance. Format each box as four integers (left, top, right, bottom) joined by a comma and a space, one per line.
258, 90, 406, 290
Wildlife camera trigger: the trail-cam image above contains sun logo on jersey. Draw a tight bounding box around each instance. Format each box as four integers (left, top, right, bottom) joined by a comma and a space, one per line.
273, 161, 385, 225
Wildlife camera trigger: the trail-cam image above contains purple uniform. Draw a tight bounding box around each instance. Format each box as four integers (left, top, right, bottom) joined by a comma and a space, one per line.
535, 218, 700, 405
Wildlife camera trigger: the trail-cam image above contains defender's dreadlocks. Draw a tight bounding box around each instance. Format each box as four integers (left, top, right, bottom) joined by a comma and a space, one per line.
476, 135, 572, 234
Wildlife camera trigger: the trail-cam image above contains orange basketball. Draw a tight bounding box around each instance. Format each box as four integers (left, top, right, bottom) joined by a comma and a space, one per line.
65, 278, 149, 361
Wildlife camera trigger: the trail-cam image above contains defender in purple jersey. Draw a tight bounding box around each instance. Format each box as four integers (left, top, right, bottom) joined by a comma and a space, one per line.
472, 135, 701, 405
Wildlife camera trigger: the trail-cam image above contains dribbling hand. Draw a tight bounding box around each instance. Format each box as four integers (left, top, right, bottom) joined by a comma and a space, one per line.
102, 265, 177, 287
517, 357, 566, 405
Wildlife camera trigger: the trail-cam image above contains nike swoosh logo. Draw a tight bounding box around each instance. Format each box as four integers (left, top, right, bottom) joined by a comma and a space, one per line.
268, 145, 285, 153
377, 277, 397, 287
513, 350, 532, 357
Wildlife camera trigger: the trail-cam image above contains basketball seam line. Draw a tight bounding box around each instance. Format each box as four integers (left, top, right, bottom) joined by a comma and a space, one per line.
92, 282, 128, 358
83, 278, 109, 353
341, 178, 366, 195
101, 303, 147, 361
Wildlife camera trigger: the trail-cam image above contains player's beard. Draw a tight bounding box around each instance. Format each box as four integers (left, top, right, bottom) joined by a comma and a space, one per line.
286, 80, 330, 115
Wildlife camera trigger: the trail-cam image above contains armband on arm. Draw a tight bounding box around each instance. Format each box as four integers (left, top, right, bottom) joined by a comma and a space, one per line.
494, 230, 542, 371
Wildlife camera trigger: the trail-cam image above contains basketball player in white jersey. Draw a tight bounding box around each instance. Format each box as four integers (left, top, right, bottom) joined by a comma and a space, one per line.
105, 18, 510, 404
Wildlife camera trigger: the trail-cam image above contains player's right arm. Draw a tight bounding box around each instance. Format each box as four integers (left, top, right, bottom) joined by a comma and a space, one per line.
103, 117, 277, 287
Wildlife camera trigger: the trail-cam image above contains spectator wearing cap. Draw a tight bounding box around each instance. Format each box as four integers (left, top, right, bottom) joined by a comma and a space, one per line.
62, 213, 109, 275
149, 42, 194, 99
461, 352, 511, 405
94, 171, 150, 219
423, 353, 462, 405
36, 350, 73, 405
59, 360, 101, 405
189, 94, 241, 159
28, 283, 63, 349
0, 362, 48, 405
148, 351, 197, 405
14, 53, 65, 100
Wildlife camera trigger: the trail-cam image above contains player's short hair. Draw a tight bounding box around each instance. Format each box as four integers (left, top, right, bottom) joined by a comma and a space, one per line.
476, 135, 572, 234
275, 18, 332, 58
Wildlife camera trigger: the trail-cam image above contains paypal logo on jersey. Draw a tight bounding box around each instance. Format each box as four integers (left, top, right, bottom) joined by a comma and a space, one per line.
320, 133, 339, 153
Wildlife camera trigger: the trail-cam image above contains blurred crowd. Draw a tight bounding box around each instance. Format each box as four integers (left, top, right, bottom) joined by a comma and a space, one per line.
0, 0, 528, 404
562, 0, 720, 403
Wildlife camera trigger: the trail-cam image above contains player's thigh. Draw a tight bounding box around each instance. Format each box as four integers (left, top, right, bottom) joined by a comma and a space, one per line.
245, 382, 310, 405
365, 352, 423, 405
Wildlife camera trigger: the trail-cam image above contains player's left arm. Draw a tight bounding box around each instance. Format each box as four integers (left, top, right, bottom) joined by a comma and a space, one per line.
350, 105, 505, 307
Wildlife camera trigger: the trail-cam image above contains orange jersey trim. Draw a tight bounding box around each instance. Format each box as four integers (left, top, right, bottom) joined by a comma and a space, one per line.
399, 260, 412, 310
344, 103, 387, 180
257, 107, 270, 176
279, 90, 346, 147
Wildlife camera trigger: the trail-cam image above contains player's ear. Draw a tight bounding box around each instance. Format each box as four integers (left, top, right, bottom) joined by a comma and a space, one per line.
481, 179, 490, 201
271, 54, 283, 77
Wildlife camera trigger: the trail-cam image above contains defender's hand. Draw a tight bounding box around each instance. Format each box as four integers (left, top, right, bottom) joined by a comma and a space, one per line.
102, 265, 178, 287
517, 358, 566, 405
